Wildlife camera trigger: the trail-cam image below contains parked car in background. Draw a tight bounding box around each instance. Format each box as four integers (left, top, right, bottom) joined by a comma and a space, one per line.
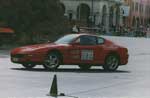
10, 33, 129, 71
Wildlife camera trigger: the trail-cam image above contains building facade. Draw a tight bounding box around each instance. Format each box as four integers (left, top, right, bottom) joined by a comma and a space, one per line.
124, 0, 150, 28
60, 0, 125, 32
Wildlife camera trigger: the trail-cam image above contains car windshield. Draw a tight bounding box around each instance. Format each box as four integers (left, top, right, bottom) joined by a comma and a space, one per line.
55, 34, 78, 44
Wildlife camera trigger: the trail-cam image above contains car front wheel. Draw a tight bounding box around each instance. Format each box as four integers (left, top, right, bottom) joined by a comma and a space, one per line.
43, 52, 61, 70
103, 54, 119, 71
22, 63, 36, 69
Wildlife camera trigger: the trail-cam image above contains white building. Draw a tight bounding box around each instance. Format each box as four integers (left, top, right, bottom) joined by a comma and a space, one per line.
60, 0, 125, 32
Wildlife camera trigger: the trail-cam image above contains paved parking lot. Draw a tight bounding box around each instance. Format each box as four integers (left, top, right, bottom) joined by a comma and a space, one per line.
0, 36, 150, 98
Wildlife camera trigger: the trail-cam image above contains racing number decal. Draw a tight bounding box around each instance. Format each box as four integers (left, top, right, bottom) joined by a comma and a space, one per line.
81, 50, 94, 60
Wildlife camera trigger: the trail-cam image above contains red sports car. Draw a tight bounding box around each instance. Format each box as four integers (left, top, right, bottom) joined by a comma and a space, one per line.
11, 34, 129, 71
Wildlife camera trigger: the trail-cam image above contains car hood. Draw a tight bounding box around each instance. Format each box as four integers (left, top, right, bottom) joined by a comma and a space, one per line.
11, 43, 67, 54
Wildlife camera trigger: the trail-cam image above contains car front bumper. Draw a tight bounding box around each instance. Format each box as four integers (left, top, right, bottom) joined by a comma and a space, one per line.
11, 53, 46, 64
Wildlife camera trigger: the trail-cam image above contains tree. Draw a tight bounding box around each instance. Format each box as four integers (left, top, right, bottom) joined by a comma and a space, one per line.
0, 0, 69, 44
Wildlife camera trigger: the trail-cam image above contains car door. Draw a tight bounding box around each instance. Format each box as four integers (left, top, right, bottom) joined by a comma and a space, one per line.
66, 45, 80, 64
66, 35, 104, 64
77, 35, 103, 64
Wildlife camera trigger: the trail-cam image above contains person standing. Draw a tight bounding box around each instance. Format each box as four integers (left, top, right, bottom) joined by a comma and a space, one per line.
72, 24, 80, 33
146, 26, 150, 38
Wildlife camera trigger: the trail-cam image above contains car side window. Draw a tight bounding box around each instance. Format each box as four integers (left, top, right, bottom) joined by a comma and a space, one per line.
80, 35, 97, 45
97, 37, 104, 44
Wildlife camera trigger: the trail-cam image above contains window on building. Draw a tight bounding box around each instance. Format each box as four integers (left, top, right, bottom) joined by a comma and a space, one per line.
135, 2, 139, 12
140, 4, 142, 13
131, 1, 135, 12
69, 13, 73, 21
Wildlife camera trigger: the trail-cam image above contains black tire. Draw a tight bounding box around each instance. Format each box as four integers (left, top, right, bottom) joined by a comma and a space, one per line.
78, 65, 91, 70
43, 52, 61, 70
22, 63, 36, 69
103, 54, 119, 71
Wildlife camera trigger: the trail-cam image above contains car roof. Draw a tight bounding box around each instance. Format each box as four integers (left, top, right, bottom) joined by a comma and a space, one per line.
69, 33, 99, 37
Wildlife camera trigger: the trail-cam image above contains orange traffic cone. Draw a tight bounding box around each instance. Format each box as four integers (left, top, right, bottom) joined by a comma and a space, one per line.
47, 74, 58, 97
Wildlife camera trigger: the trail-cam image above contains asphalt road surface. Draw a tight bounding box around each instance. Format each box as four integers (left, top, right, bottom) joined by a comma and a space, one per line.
0, 36, 150, 98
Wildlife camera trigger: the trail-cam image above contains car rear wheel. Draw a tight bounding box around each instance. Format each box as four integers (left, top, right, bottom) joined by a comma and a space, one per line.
78, 65, 91, 70
22, 63, 36, 69
103, 54, 119, 71
43, 52, 60, 70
